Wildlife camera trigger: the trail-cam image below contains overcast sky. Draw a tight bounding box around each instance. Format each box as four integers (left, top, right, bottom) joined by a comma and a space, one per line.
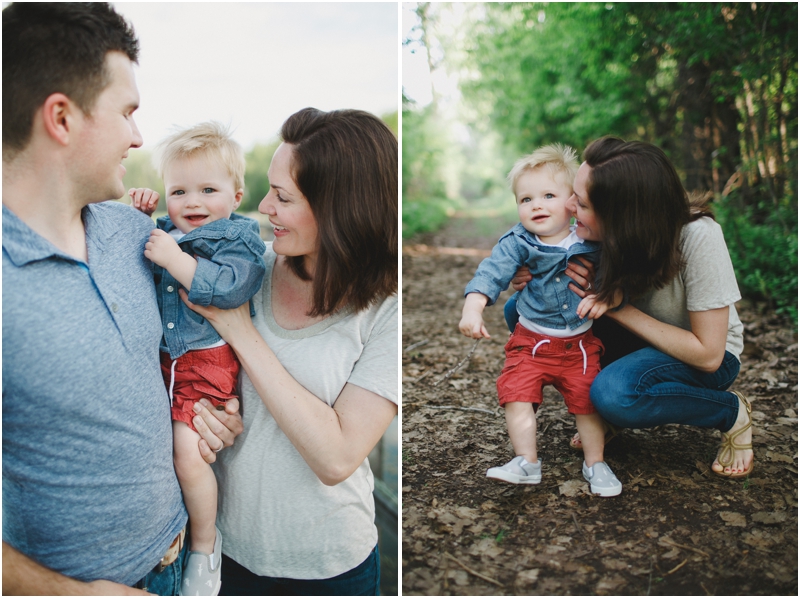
111, 2, 399, 151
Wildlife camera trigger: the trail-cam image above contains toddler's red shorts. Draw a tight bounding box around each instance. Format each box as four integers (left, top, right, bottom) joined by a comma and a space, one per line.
496, 324, 604, 415
160, 344, 240, 433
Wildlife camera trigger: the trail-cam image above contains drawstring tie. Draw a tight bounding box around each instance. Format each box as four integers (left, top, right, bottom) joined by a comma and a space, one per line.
169, 358, 178, 404
579, 339, 587, 375
531, 339, 550, 358
530, 338, 588, 375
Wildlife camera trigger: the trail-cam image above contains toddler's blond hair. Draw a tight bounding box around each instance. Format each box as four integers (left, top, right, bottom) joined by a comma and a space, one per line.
155, 121, 245, 191
507, 143, 578, 194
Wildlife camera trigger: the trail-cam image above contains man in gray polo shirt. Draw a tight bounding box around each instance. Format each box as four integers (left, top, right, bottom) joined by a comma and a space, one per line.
2, 4, 242, 594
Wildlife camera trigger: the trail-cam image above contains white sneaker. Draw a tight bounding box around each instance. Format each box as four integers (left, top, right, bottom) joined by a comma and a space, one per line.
180, 527, 222, 596
582, 461, 622, 497
486, 456, 542, 484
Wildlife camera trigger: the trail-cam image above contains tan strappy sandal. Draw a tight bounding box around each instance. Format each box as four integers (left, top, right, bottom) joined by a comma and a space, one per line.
713, 390, 754, 478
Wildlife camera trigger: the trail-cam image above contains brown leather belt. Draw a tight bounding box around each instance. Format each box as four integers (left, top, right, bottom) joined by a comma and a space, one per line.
155, 527, 186, 573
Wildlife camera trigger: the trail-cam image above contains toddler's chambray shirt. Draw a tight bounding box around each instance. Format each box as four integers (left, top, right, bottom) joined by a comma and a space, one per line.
465, 223, 601, 331
155, 213, 266, 360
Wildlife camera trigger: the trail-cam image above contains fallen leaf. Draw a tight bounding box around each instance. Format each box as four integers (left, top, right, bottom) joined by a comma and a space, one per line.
559, 479, 585, 497
765, 451, 795, 464
596, 576, 627, 594
751, 511, 788, 525
449, 379, 472, 390
719, 511, 747, 527
515, 569, 540, 586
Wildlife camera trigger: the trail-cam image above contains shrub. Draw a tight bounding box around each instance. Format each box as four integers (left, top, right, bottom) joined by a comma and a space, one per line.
716, 194, 798, 322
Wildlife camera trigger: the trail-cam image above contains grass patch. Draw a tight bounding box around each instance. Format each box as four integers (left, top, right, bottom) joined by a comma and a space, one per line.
402, 197, 455, 238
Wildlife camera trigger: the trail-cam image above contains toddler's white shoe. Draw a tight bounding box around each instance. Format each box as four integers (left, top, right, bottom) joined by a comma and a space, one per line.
180, 526, 222, 596
486, 456, 542, 484
582, 461, 622, 497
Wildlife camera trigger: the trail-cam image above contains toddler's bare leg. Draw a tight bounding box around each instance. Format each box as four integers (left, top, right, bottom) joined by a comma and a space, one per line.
505, 402, 538, 463
173, 420, 218, 554
575, 413, 605, 467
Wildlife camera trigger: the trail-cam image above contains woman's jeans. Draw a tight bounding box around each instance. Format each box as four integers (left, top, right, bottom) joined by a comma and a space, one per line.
220, 545, 380, 596
591, 347, 740, 432
504, 292, 741, 432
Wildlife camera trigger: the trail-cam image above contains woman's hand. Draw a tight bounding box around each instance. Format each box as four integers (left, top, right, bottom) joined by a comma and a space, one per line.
192, 398, 244, 463
510, 266, 533, 292
565, 256, 596, 299
178, 289, 255, 345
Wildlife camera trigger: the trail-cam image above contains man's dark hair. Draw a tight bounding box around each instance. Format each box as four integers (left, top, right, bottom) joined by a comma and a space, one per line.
2, 2, 139, 160
280, 108, 398, 317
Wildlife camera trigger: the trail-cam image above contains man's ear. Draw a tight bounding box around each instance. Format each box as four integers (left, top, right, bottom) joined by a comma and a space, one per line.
40, 93, 79, 147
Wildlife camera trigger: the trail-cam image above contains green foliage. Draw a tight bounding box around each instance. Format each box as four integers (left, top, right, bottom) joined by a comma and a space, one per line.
382, 110, 398, 136
402, 195, 454, 238
242, 141, 280, 212
716, 193, 798, 322
402, 99, 458, 238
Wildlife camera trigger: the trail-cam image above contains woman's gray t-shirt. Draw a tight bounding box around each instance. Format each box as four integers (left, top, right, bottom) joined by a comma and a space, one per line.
214, 244, 398, 579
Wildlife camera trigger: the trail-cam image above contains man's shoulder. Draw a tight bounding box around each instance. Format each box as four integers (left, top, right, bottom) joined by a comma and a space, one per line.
88, 200, 154, 234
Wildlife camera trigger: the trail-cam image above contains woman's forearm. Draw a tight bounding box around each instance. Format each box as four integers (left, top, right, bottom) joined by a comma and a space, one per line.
605, 304, 729, 372
229, 322, 395, 485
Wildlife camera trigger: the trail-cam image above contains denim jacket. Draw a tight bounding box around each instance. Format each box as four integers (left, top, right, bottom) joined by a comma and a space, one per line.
465, 223, 601, 331
155, 214, 266, 359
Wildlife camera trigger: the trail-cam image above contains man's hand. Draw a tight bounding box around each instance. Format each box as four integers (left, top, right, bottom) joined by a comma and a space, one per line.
510, 266, 533, 292
460, 293, 491, 339
192, 398, 244, 464
129, 188, 160, 216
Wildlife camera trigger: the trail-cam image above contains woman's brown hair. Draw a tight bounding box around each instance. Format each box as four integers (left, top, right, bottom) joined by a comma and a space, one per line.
280, 107, 398, 316
583, 136, 690, 302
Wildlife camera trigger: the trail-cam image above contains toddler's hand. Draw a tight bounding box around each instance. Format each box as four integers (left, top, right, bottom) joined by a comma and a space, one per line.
129, 188, 160, 216
459, 312, 491, 339
577, 289, 623, 320
144, 229, 182, 269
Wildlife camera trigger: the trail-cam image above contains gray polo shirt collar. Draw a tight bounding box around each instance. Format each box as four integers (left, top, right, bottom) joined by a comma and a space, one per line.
3, 203, 114, 267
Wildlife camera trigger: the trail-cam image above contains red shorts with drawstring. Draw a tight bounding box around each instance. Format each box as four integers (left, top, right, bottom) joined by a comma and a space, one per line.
496, 324, 604, 415
160, 344, 240, 433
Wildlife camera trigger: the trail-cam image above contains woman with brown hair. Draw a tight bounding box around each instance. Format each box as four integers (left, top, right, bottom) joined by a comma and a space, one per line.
511, 136, 752, 480
181, 107, 397, 595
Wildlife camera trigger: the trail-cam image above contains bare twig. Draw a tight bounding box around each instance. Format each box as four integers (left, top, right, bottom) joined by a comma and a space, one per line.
406, 369, 432, 385
571, 512, 586, 538
432, 339, 480, 386
425, 405, 496, 415
404, 339, 430, 352
666, 559, 688, 575
660, 537, 709, 559
444, 552, 503, 587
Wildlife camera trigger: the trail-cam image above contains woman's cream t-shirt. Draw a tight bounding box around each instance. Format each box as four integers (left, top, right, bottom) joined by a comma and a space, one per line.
630, 217, 744, 360
214, 244, 397, 579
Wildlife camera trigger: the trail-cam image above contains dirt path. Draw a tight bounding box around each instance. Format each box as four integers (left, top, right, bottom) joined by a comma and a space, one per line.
401, 214, 798, 596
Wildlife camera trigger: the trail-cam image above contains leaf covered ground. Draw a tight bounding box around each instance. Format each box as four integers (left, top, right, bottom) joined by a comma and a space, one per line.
401, 215, 798, 596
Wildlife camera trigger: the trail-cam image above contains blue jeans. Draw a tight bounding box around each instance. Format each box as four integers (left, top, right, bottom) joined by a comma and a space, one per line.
133, 539, 188, 595
591, 348, 741, 432
220, 545, 380, 596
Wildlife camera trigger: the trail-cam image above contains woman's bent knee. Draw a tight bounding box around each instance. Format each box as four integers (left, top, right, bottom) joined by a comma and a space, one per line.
590, 367, 639, 427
